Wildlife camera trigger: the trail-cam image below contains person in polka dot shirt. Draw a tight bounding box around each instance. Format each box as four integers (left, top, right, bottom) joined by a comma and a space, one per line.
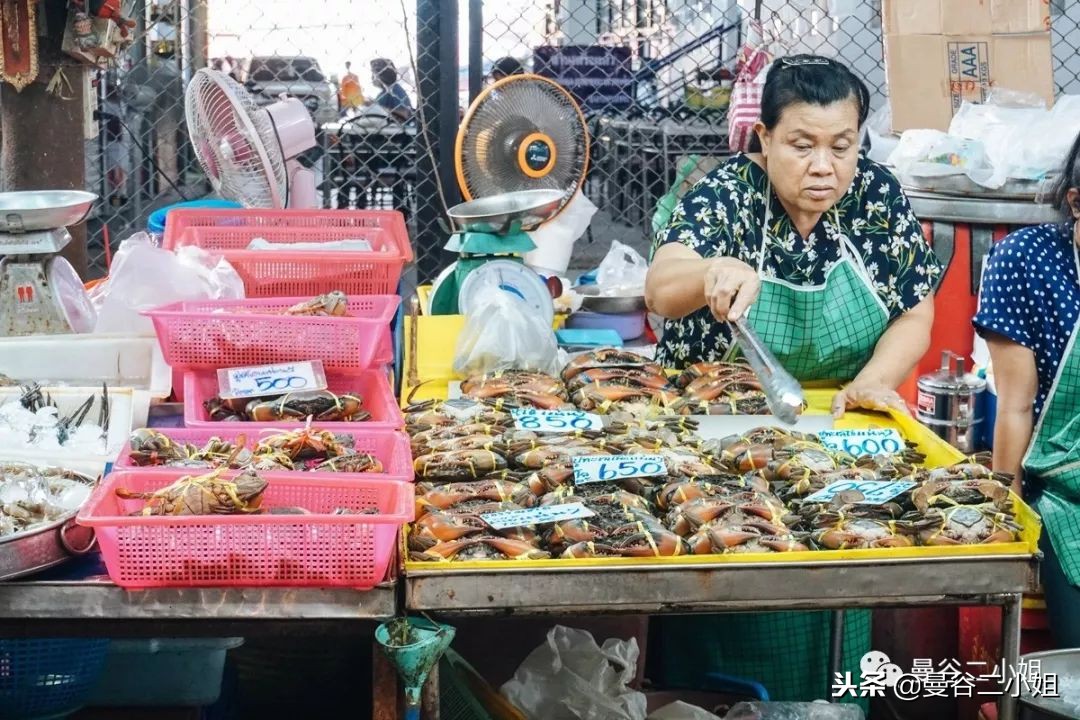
974, 134, 1080, 648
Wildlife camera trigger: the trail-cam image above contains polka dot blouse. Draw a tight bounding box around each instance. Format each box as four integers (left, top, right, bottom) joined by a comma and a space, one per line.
973, 222, 1080, 420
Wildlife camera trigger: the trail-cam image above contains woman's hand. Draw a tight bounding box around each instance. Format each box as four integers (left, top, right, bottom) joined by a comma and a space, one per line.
831, 382, 909, 419
704, 257, 760, 321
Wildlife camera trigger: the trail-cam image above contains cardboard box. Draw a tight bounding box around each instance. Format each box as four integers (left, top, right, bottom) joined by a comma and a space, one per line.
885, 31, 1054, 132
883, 0, 1051, 36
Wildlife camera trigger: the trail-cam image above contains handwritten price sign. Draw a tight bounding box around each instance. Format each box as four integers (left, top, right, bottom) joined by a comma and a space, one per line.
805, 479, 917, 506
481, 502, 596, 530
817, 429, 905, 457
217, 361, 327, 400
572, 454, 668, 485
511, 408, 603, 433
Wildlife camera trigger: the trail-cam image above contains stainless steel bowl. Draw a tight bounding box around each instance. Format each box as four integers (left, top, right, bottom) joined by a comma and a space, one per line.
577, 285, 647, 314
1019, 649, 1080, 720
0, 191, 98, 233
447, 189, 564, 233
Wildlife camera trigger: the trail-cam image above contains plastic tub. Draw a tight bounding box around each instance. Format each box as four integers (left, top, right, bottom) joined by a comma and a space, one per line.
113, 427, 414, 482
145, 295, 398, 371
162, 208, 412, 298
78, 469, 413, 588
147, 199, 242, 240
183, 369, 404, 430
88, 638, 243, 707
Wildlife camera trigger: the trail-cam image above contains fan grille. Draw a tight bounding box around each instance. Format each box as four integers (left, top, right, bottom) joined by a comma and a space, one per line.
457, 76, 588, 214
185, 69, 287, 208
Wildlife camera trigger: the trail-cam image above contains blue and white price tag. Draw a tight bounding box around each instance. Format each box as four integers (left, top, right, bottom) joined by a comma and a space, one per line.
480, 502, 595, 530
805, 479, 917, 506
511, 408, 603, 433
572, 454, 668, 485
217, 360, 327, 400
817, 429, 905, 457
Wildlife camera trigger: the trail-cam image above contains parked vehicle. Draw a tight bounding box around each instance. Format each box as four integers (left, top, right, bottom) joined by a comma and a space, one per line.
244, 56, 338, 125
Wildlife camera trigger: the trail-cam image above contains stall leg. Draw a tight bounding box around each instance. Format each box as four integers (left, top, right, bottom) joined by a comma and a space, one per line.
422, 663, 440, 720
998, 594, 1022, 720
828, 609, 845, 702
373, 644, 400, 720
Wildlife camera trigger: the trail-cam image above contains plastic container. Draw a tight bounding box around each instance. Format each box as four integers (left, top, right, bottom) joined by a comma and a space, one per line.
183, 369, 404, 430
145, 295, 398, 371
0, 386, 135, 469
88, 637, 243, 707
0, 638, 110, 720
565, 310, 646, 340
0, 333, 170, 428
162, 208, 413, 298
78, 469, 413, 588
113, 427, 414, 482
147, 199, 243, 241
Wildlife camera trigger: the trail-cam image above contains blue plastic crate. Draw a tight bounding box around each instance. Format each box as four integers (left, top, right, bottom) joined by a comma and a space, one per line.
0, 638, 110, 720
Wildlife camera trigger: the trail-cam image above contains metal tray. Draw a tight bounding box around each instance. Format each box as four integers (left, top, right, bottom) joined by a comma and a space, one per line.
896, 171, 1052, 201
0, 470, 97, 581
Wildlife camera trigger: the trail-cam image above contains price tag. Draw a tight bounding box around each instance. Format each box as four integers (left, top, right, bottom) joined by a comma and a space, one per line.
511, 408, 603, 433
817, 429, 905, 457
217, 361, 327, 400
805, 479, 917, 506
480, 502, 596, 530
572, 454, 668, 485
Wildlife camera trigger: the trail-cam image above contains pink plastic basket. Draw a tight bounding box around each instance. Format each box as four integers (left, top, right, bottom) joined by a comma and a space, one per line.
144, 295, 398, 371
113, 428, 414, 482
162, 209, 412, 298
183, 369, 405, 430
78, 470, 413, 588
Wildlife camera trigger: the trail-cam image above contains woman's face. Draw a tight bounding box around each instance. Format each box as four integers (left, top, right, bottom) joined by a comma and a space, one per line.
756, 98, 861, 216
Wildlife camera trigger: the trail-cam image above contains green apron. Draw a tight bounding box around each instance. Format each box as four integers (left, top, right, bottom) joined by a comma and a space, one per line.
727, 184, 890, 381
661, 188, 888, 706
1022, 241, 1080, 590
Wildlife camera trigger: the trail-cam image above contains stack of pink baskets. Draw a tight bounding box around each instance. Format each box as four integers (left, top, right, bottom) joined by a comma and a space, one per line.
77, 208, 415, 590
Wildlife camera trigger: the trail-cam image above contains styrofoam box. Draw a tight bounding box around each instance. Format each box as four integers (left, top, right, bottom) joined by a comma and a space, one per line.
0, 386, 134, 467
0, 334, 170, 428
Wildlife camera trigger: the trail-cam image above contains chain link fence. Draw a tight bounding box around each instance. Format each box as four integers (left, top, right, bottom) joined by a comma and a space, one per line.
80, 0, 1080, 281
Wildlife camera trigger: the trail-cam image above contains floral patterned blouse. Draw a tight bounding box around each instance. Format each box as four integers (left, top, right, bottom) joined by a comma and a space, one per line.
651, 153, 944, 369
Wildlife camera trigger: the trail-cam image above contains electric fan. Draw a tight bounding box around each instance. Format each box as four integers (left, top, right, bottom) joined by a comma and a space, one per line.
185, 68, 318, 208
429, 74, 590, 315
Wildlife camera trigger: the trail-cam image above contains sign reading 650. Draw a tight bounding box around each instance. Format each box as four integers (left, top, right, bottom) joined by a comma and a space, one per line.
572, 454, 668, 485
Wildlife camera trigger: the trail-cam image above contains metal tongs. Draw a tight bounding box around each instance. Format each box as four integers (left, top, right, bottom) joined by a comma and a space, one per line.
731, 317, 805, 425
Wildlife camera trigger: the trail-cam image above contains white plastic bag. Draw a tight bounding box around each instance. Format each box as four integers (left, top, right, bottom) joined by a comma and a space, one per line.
501, 625, 647, 720
525, 190, 598, 276
864, 103, 897, 165
887, 129, 997, 188
89, 233, 245, 335
452, 273, 559, 377
649, 701, 723, 720
595, 240, 648, 296
724, 702, 864, 720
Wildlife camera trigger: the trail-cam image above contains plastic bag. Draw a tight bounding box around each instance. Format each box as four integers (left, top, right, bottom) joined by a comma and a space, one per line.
864, 103, 897, 165
89, 232, 245, 335
525, 190, 598, 277
501, 625, 647, 720
595, 240, 648, 296
724, 701, 865, 720
649, 701, 723, 720
452, 272, 559, 377
886, 129, 997, 188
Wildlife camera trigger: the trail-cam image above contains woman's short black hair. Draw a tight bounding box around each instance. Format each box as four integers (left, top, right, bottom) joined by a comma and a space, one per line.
746, 54, 871, 153
1050, 130, 1080, 220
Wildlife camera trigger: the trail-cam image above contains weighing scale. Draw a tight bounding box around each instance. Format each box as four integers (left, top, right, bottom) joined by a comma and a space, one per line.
429, 189, 562, 316
428, 73, 589, 316
0, 191, 98, 336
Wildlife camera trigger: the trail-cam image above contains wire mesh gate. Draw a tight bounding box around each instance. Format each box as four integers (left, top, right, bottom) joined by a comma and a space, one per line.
43, 0, 1080, 281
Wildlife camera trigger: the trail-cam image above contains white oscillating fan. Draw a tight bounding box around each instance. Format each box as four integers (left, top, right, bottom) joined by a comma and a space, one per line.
185, 68, 318, 208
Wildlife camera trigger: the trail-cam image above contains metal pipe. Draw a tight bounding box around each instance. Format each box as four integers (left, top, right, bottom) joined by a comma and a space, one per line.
468, 0, 483, 103
828, 610, 845, 702
999, 594, 1023, 720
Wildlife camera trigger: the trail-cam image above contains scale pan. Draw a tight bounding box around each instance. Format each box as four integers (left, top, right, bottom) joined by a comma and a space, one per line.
0, 191, 98, 233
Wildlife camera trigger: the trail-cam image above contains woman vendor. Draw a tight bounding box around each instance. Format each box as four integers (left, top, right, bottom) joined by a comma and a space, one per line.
645, 56, 944, 699
974, 134, 1080, 647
